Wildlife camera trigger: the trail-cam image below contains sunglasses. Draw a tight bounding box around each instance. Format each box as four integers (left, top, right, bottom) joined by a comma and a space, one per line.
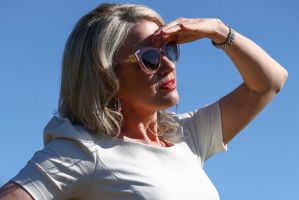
124, 41, 180, 74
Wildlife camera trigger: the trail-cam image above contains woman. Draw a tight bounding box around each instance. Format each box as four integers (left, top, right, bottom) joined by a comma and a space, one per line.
0, 3, 288, 200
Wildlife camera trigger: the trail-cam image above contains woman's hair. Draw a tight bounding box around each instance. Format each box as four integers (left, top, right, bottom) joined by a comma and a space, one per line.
58, 3, 179, 139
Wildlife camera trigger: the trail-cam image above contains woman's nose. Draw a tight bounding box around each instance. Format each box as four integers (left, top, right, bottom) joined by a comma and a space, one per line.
158, 56, 176, 76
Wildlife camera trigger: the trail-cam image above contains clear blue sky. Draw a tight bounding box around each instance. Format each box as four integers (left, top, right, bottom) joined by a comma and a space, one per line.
0, 0, 298, 199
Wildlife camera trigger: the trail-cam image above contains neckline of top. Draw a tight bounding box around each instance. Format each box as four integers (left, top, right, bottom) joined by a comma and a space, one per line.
98, 134, 182, 151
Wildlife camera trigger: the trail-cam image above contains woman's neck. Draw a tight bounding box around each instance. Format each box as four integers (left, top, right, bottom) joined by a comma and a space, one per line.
119, 106, 161, 144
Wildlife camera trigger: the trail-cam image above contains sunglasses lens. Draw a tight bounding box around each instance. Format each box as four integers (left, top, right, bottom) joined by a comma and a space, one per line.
165, 41, 179, 62
137, 41, 179, 74
141, 49, 160, 72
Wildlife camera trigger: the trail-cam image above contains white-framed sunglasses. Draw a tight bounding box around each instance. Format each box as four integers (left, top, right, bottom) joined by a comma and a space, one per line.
124, 41, 180, 74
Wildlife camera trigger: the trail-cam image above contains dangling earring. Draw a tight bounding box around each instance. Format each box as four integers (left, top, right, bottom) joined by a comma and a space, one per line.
114, 98, 121, 112
108, 98, 121, 112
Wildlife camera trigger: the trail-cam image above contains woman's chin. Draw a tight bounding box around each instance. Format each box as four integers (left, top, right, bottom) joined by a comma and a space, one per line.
158, 91, 179, 109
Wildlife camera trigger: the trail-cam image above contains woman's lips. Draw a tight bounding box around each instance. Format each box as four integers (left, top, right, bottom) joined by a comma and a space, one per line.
159, 79, 176, 90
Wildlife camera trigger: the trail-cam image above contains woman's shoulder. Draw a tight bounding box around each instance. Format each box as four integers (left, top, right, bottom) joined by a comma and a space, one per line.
43, 116, 98, 154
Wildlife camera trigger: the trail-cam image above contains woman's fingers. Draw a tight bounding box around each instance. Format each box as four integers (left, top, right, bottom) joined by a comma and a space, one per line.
162, 18, 186, 31
152, 18, 221, 44
151, 33, 177, 46
161, 24, 182, 34
153, 18, 186, 36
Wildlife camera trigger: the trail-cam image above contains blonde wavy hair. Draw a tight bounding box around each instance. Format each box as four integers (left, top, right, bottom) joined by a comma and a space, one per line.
58, 3, 179, 140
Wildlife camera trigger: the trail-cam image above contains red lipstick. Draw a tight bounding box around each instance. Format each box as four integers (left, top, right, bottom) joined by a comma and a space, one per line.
159, 79, 176, 90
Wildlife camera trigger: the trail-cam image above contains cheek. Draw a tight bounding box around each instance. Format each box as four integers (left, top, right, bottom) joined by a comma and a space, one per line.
119, 73, 157, 100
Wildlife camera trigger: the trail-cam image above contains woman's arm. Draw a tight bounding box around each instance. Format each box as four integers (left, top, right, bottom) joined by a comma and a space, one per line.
212, 22, 288, 144
0, 182, 33, 200
153, 18, 288, 144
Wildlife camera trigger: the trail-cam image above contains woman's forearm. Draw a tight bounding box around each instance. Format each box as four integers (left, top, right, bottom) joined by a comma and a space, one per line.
212, 22, 288, 94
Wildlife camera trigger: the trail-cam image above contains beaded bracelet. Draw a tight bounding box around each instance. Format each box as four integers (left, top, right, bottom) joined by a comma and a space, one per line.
212, 25, 235, 49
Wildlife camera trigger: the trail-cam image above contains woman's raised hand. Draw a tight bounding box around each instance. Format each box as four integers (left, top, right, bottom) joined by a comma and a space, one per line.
152, 18, 229, 45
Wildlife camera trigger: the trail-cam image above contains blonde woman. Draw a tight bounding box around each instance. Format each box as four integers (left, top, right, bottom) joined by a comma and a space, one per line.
0, 3, 287, 200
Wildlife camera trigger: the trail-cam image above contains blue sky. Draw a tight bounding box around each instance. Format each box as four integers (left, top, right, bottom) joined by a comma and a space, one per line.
0, 0, 298, 199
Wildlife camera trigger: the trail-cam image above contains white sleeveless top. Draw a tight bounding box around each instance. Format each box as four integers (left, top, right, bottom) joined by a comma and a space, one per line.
12, 100, 227, 200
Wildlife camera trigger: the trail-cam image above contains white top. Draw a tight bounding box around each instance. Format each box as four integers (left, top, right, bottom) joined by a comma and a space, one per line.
12, 100, 227, 200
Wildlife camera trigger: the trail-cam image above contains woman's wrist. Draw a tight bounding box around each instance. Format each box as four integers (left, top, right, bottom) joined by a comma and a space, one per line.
209, 19, 230, 44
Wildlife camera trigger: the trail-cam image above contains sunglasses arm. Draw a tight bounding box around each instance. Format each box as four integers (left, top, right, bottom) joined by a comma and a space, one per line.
124, 54, 137, 64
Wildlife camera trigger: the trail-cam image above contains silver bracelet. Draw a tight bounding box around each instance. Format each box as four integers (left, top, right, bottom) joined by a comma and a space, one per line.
212, 25, 235, 49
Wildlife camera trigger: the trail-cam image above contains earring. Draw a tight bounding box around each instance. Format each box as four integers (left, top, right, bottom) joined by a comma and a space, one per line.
114, 98, 121, 112
108, 98, 121, 112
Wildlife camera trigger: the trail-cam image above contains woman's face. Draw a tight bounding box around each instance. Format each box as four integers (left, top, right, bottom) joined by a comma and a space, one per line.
116, 20, 179, 113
